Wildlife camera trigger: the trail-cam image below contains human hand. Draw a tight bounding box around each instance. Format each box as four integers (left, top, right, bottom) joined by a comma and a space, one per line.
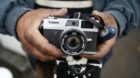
16, 8, 67, 62
81, 11, 118, 60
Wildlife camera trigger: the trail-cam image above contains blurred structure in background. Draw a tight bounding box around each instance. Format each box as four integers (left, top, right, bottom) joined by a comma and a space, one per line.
0, 27, 140, 78
101, 27, 140, 78
0, 34, 36, 78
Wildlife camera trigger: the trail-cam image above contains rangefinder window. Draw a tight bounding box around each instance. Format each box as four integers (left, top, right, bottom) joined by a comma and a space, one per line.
66, 20, 79, 26
81, 21, 93, 28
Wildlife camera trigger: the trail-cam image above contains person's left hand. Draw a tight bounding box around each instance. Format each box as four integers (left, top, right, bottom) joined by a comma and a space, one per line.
81, 11, 118, 60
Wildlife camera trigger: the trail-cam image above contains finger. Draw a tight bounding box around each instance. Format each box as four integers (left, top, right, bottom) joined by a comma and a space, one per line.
92, 10, 118, 29
18, 28, 57, 62
81, 54, 101, 60
81, 39, 115, 60
24, 28, 65, 57
24, 8, 68, 29
36, 8, 68, 17
81, 50, 108, 60
50, 8, 68, 16
92, 10, 100, 15
92, 10, 106, 18
22, 39, 57, 62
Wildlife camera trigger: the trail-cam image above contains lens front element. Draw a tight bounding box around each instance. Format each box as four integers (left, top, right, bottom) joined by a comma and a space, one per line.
67, 36, 80, 49
60, 29, 87, 55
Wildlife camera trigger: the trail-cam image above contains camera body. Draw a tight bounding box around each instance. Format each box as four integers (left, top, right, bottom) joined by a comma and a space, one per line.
42, 16, 99, 55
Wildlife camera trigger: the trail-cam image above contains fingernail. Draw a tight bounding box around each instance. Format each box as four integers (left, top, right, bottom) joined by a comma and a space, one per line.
93, 10, 99, 14
61, 8, 68, 12
94, 10, 98, 13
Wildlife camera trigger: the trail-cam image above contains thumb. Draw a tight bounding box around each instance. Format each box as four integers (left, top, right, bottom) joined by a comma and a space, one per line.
92, 10, 100, 16
92, 10, 105, 19
34, 8, 68, 17
51, 8, 68, 16
48, 8, 68, 16
92, 10, 118, 28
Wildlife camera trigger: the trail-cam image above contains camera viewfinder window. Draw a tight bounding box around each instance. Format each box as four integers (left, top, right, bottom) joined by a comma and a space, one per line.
66, 20, 79, 27
81, 21, 93, 29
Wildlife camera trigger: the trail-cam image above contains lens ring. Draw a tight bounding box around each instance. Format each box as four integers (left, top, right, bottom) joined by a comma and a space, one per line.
60, 29, 87, 55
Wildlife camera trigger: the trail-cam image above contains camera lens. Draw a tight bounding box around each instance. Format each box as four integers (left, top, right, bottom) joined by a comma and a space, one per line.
60, 29, 87, 55
67, 36, 80, 49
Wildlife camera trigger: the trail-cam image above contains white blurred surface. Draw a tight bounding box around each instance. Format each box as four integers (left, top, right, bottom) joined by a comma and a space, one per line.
0, 34, 26, 56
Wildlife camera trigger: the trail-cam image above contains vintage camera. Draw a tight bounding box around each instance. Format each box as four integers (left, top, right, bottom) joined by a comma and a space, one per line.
42, 15, 99, 55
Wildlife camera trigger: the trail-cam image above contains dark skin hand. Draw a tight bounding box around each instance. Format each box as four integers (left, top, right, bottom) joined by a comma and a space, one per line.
81, 11, 118, 60
17, 8, 67, 62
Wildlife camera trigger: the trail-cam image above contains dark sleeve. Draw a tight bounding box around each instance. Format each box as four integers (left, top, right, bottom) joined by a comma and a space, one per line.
104, 0, 140, 37
0, 0, 33, 36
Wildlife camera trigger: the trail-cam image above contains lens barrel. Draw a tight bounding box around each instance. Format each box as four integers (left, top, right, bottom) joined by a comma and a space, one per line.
60, 29, 87, 55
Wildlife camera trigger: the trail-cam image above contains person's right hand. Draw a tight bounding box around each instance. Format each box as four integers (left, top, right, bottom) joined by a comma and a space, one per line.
16, 8, 67, 62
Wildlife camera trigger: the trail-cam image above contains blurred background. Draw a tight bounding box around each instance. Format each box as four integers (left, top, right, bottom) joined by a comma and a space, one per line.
0, 27, 140, 78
